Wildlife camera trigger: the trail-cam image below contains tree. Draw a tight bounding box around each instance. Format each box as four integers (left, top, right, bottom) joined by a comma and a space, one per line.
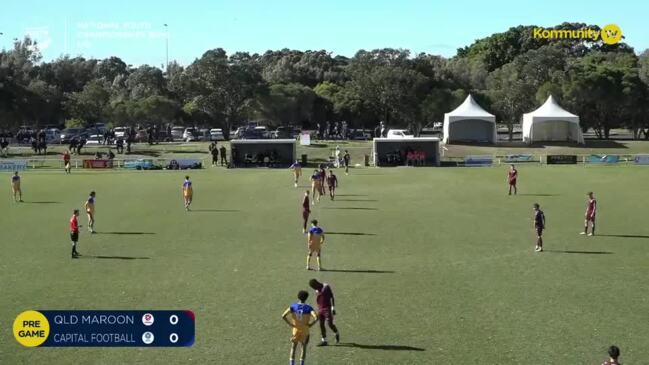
259, 83, 316, 126
64, 79, 111, 124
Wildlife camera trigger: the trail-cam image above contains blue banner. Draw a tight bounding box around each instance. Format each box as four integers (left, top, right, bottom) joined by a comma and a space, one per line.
465, 155, 493, 167
166, 159, 202, 170
0, 160, 28, 171
124, 159, 161, 170
504, 154, 534, 163
634, 155, 649, 165
14, 310, 194, 347
588, 155, 619, 164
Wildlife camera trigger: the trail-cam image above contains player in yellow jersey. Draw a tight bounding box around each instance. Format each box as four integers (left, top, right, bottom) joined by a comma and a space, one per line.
11, 171, 23, 202
182, 176, 193, 211
281, 290, 318, 365
290, 160, 302, 187
84, 191, 96, 233
306, 220, 325, 271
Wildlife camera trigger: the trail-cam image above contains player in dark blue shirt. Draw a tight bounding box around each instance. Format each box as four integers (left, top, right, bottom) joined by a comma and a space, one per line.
533, 203, 545, 252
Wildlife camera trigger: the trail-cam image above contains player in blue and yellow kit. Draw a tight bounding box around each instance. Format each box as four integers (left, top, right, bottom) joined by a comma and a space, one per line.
306, 220, 325, 271
182, 176, 193, 211
281, 290, 318, 365
11, 171, 23, 202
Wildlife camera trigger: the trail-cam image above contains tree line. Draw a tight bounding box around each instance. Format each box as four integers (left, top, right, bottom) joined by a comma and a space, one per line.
1, 22, 648, 140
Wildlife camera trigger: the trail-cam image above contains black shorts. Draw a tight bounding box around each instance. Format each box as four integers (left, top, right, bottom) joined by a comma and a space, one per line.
70, 231, 79, 242
535, 227, 543, 236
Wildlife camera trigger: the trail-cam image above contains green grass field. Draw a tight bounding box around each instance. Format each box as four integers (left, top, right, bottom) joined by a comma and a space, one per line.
2, 165, 649, 364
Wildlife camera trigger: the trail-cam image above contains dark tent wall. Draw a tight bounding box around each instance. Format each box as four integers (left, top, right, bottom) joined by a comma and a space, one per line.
447, 119, 495, 143
230, 140, 296, 168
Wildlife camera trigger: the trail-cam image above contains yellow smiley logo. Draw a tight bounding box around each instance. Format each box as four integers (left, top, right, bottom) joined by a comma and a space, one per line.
601, 24, 622, 45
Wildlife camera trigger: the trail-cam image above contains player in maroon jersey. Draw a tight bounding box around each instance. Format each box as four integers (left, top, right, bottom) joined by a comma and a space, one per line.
507, 164, 518, 195
318, 165, 327, 197
581, 191, 597, 236
533, 203, 545, 252
326, 170, 338, 201
601, 345, 621, 365
308, 279, 339, 346
301, 190, 311, 234
69, 209, 81, 258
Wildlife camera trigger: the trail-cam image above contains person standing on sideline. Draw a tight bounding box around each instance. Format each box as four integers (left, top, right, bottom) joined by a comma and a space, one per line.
290, 160, 302, 187
601, 345, 621, 365
69, 209, 81, 258
63, 150, 71, 174
84, 191, 96, 233
507, 164, 518, 195
11, 171, 23, 202
219, 145, 227, 166
210, 144, 219, 167
343, 150, 351, 175
581, 191, 597, 236
301, 190, 310, 234
533, 203, 545, 252
308, 279, 340, 346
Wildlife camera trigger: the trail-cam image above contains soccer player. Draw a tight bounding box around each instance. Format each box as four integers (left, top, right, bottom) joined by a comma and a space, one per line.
318, 166, 327, 196
290, 160, 303, 187
308, 279, 340, 346
343, 150, 351, 175
70, 209, 81, 258
182, 176, 193, 211
301, 190, 310, 234
306, 220, 325, 271
326, 170, 338, 201
11, 171, 22, 202
507, 164, 518, 195
601, 345, 621, 365
63, 150, 71, 174
533, 203, 545, 252
84, 191, 96, 233
281, 290, 318, 365
581, 191, 597, 236
310, 170, 322, 204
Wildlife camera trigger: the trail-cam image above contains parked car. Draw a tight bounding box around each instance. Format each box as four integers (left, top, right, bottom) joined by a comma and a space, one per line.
351, 129, 372, 140
135, 129, 148, 142
186, 129, 210, 142
386, 129, 414, 138
60, 128, 85, 143
85, 134, 104, 144
44, 128, 61, 144
271, 126, 293, 139
209, 128, 225, 141
183, 128, 198, 141
113, 127, 128, 139
171, 126, 185, 141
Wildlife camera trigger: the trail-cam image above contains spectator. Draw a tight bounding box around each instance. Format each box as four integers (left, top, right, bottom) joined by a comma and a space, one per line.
116, 138, 124, 154
94, 151, 102, 160
0, 137, 8, 157
76, 138, 86, 155
219, 145, 227, 166
107, 149, 115, 160
211, 145, 219, 166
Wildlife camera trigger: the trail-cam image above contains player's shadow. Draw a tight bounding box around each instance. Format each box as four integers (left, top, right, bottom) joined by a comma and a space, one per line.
97, 232, 156, 235
544, 250, 613, 255
323, 269, 394, 274
517, 194, 559, 197
323, 207, 378, 211
596, 234, 649, 239
335, 199, 377, 202
81, 255, 151, 260
23, 201, 62, 204
190, 209, 239, 212
336, 342, 424, 351
336, 194, 368, 197
326, 232, 377, 236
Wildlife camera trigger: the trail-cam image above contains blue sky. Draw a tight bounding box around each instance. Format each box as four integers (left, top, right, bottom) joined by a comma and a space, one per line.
1, 0, 647, 67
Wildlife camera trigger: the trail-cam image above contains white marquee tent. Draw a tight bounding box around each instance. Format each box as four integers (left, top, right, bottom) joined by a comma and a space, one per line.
443, 95, 497, 144
522, 95, 584, 144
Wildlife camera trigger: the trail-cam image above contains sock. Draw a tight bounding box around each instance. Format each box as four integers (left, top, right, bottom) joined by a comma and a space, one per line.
300, 360, 304, 365
316, 256, 321, 268
72, 242, 77, 254
306, 255, 311, 267
584, 226, 588, 233
289, 360, 294, 365
592, 226, 595, 234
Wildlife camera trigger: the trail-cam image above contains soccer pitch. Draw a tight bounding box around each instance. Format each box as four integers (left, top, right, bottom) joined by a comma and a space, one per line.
2, 165, 648, 364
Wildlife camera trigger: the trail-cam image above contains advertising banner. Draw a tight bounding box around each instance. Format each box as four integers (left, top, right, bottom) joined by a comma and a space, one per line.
546, 155, 577, 164
300, 132, 311, 146
0, 160, 28, 171
83, 160, 114, 169
634, 154, 649, 165
465, 155, 493, 167
588, 154, 619, 164
504, 154, 535, 163
166, 159, 202, 170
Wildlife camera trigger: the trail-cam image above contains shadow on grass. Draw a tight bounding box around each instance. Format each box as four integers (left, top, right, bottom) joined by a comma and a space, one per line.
323, 269, 394, 274
326, 232, 377, 236
336, 194, 368, 197
191, 209, 239, 212
517, 194, 559, 197
163, 150, 206, 154
97, 231, 156, 235
336, 343, 424, 351
544, 250, 613, 255
335, 199, 377, 202
596, 234, 649, 239
23, 201, 62, 204
80, 255, 151, 260
323, 207, 378, 211
305, 144, 328, 148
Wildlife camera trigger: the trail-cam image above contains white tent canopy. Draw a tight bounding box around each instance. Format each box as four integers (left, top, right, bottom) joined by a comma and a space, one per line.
443, 94, 497, 144
522, 95, 584, 144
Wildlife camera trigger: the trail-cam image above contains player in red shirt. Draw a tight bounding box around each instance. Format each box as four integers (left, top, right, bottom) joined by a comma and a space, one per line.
301, 190, 310, 234
507, 164, 518, 195
308, 279, 339, 346
63, 150, 71, 174
581, 191, 597, 236
326, 170, 338, 201
601, 345, 621, 365
69, 209, 81, 258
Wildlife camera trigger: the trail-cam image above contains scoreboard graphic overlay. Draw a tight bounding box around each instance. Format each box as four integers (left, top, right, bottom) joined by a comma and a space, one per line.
13, 310, 195, 347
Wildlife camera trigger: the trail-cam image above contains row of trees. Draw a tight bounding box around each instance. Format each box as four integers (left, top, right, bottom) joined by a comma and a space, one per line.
1, 22, 648, 139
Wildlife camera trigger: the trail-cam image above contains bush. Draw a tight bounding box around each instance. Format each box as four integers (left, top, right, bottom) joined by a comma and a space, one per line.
65, 118, 86, 129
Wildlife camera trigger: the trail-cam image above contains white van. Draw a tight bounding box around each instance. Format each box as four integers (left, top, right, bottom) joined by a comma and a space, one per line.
386, 129, 414, 138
